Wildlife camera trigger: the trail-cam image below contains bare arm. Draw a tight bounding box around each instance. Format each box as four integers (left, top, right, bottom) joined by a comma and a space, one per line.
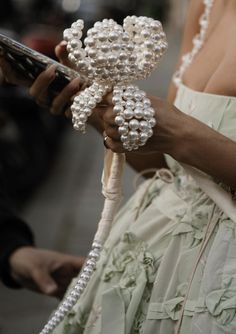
172, 110, 236, 190
126, 0, 205, 173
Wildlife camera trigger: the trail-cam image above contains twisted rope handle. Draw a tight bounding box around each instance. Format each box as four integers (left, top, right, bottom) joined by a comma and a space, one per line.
95, 150, 125, 244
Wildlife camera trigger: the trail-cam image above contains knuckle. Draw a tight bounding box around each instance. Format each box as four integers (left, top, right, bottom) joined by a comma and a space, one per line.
70, 77, 80, 90
103, 109, 114, 123
29, 87, 36, 97
109, 141, 123, 153
104, 125, 118, 139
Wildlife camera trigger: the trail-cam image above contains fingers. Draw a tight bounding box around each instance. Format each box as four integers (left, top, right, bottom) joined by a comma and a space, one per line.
55, 41, 71, 67
31, 268, 58, 296
50, 77, 81, 114
29, 64, 56, 104
103, 134, 124, 153
103, 123, 120, 141
102, 92, 113, 105
0, 57, 30, 86
99, 104, 125, 152
61, 255, 85, 271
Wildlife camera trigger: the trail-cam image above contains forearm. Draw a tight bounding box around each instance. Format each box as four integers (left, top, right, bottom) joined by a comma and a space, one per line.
172, 116, 236, 189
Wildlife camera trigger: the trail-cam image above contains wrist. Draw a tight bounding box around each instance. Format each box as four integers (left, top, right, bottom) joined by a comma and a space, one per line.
9, 246, 35, 284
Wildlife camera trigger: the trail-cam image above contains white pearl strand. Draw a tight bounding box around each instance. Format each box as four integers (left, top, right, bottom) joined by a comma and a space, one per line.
66, 16, 167, 149
173, 0, 214, 87
39, 16, 167, 334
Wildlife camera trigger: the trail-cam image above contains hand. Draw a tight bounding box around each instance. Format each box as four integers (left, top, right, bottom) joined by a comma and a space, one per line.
9, 247, 85, 299
29, 64, 81, 116
0, 56, 31, 87
29, 41, 81, 116
100, 93, 192, 158
55, 40, 72, 68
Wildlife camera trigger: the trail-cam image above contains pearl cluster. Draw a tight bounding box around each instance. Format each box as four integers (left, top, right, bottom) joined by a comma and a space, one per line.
39, 241, 102, 334
64, 16, 167, 84
71, 82, 112, 133
63, 16, 167, 150
113, 84, 156, 150
173, 0, 214, 87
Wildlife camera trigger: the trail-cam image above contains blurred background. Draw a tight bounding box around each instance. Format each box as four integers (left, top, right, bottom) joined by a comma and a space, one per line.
0, 0, 188, 333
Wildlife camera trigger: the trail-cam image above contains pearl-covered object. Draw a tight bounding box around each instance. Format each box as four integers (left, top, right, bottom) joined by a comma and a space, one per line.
65, 16, 167, 150
39, 15, 168, 334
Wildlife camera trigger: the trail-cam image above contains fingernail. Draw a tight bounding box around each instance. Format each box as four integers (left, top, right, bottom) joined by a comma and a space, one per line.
45, 283, 57, 294
60, 41, 67, 46
46, 63, 57, 72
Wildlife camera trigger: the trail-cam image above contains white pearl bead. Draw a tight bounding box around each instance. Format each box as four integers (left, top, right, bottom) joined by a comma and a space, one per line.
128, 130, 139, 141
79, 114, 87, 122
101, 44, 109, 53
140, 132, 149, 142
123, 108, 134, 119
109, 32, 119, 41
139, 120, 149, 132
118, 126, 129, 135
119, 52, 128, 61
134, 108, 144, 119
115, 115, 125, 126
120, 134, 128, 142
108, 55, 117, 63
98, 33, 107, 42
125, 100, 135, 109
113, 105, 124, 114
129, 119, 140, 130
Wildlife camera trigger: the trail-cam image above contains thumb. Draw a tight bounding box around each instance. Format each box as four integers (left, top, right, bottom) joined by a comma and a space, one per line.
32, 269, 58, 295
64, 255, 85, 272
55, 41, 71, 67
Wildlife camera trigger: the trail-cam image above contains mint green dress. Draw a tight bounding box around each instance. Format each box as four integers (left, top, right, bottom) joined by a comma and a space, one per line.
53, 84, 236, 334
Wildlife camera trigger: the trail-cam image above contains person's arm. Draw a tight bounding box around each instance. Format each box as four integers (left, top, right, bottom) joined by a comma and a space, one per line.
0, 171, 84, 297
9, 247, 85, 299
102, 93, 236, 190
124, 0, 206, 173
0, 198, 84, 298
100, 0, 205, 174
0, 1, 205, 175
0, 189, 34, 288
